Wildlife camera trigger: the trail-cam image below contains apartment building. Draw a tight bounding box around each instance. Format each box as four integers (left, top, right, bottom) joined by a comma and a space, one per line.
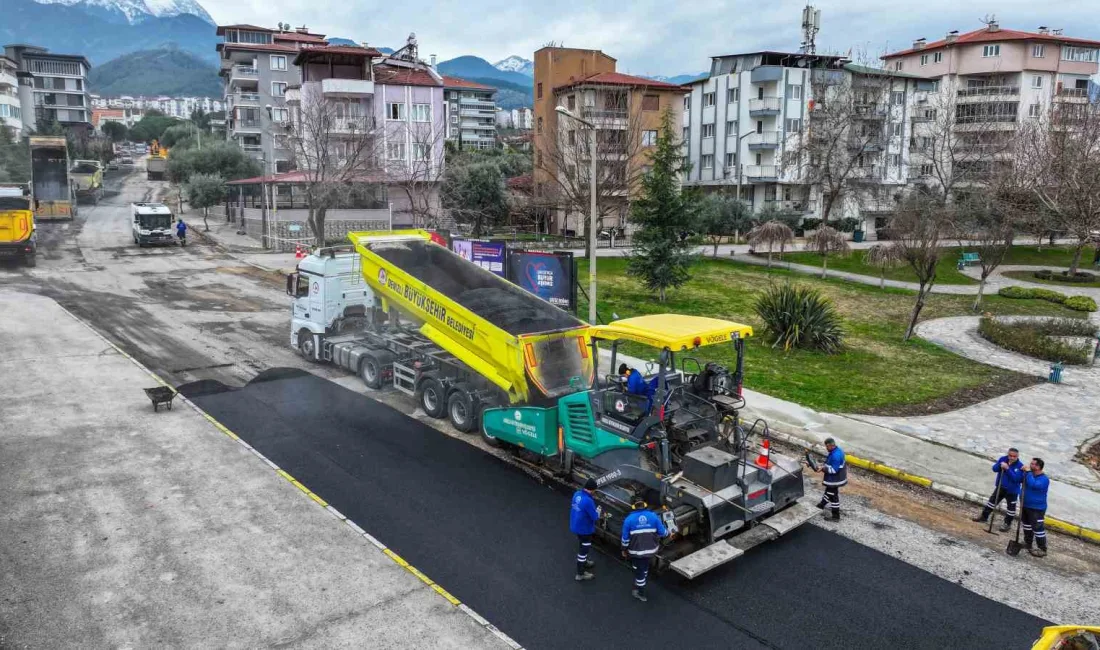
533, 46, 687, 235
91, 94, 224, 118
442, 76, 497, 150
217, 24, 328, 171
3, 44, 91, 134
883, 23, 1100, 185
681, 51, 933, 234
0, 54, 22, 137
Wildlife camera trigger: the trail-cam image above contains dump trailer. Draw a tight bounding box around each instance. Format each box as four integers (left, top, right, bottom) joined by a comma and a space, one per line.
146, 139, 168, 181
29, 136, 76, 221
286, 230, 594, 432
0, 185, 37, 267
70, 159, 103, 204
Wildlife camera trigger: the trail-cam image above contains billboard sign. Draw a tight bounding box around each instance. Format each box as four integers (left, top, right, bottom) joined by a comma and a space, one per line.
453, 239, 507, 277
508, 250, 576, 312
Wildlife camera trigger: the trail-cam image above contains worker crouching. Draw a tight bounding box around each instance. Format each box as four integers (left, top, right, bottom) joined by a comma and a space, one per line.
620, 500, 669, 602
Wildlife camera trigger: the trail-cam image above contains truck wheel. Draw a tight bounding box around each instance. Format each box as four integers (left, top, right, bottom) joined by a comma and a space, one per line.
358, 355, 383, 389
479, 405, 501, 448
447, 391, 477, 433
417, 377, 446, 419
297, 329, 318, 361
24, 254, 36, 268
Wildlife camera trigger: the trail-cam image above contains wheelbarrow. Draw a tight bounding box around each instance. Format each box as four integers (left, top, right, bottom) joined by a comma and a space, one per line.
144, 385, 178, 412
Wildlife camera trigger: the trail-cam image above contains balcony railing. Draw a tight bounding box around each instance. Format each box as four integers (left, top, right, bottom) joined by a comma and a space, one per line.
848, 135, 885, 150
748, 97, 781, 114
746, 132, 780, 147
955, 114, 1018, 124
230, 92, 261, 106
240, 143, 263, 152
232, 118, 263, 131
581, 106, 628, 120
850, 165, 881, 179
765, 199, 817, 214
1056, 87, 1089, 100
744, 164, 778, 179
957, 86, 1019, 97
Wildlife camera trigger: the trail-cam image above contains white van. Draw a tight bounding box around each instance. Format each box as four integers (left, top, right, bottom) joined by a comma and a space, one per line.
131, 202, 176, 247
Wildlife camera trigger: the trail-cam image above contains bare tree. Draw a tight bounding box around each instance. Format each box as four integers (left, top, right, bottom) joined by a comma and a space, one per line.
864, 243, 902, 289
954, 193, 1014, 310
285, 84, 381, 247
804, 225, 849, 278
748, 220, 795, 268
385, 118, 449, 229
891, 190, 956, 340
1018, 101, 1100, 274
535, 88, 651, 255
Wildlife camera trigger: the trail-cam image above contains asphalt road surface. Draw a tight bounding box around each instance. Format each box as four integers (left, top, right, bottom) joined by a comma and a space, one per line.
181, 370, 1049, 650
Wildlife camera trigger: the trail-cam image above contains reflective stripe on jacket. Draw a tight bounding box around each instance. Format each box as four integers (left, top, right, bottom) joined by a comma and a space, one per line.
620, 509, 668, 558
822, 447, 847, 487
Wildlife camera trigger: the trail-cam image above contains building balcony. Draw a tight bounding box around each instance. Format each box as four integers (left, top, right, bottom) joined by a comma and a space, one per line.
765, 199, 817, 214
744, 165, 778, 181
750, 65, 784, 83
460, 107, 496, 118
231, 118, 264, 134
748, 97, 781, 116
331, 117, 376, 133
459, 98, 495, 108
956, 86, 1019, 102
954, 115, 1019, 130
240, 143, 263, 153
581, 106, 628, 121
1055, 87, 1089, 102
321, 78, 374, 97
230, 66, 259, 83
746, 131, 780, 149
848, 135, 885, 151
853, 104, 888, 119
228, 92, 261, 107
849, 165, 882, 181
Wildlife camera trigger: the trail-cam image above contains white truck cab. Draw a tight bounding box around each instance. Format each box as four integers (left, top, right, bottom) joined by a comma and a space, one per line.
131, 202, 176, 247
286, 247, 376, 359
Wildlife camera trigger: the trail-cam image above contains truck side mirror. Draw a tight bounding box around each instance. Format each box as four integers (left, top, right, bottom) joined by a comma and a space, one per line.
286, 273, 297, 297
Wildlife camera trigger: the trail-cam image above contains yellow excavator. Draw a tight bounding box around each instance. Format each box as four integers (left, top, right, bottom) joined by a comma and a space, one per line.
147, 139, 168, 181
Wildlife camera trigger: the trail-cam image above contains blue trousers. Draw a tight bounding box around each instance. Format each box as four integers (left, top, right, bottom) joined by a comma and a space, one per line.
576, 534, 592, 575
630, 556, 651, 594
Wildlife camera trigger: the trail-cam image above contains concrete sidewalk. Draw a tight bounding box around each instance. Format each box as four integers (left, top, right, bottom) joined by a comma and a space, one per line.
0, 291, 507, 649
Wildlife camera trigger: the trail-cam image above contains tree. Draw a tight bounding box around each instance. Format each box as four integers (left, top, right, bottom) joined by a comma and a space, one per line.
101, 121, 128, 142
185, 173, 225, 232
1018, 101, 1100, 274
864, 243, 902, 289
0, 128, 31, 183
890, 190, 955, 340
441, 162, 509, 236
160, 123, 195, 149
285, 83, 380, 247
698, 193, 750, 256
747, 220, 794, 268
190, 108, 212, 133
167, 142, 261, 185
803, 225, 850, 278
627, 109, 699, 302
129, 113, 178, 143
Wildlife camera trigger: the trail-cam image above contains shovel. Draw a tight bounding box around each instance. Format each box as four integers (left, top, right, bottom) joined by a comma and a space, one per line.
987, 469, 1003, 535
1006, 479, 1026, 556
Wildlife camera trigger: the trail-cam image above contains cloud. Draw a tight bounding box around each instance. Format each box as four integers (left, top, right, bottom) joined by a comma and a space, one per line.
203, 0, 1100, 74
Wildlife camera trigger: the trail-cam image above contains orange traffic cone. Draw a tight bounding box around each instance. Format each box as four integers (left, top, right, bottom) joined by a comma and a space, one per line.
754, 439, 772, 468
295, 244, 305, 260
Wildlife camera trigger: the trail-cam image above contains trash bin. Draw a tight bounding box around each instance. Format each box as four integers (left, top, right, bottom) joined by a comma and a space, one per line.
853, 230, 865, 243
1049, 361, 1064, 384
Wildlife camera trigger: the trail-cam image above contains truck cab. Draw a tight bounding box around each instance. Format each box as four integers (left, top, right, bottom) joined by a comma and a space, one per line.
131, 202, 176, 247
0, 185, 36, 267
286, 247, 376, 359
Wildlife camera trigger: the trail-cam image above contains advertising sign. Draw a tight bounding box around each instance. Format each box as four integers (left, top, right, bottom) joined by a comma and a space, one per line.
507, 250, 576, 312
452, 239, 507, 277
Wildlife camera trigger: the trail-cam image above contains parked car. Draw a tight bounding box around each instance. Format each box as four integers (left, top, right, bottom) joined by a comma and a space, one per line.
107, 160, 119, 170
120, 157, 134, 166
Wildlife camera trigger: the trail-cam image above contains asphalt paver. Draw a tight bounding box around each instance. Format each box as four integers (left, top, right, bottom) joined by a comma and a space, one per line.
182, 370, 1048, 650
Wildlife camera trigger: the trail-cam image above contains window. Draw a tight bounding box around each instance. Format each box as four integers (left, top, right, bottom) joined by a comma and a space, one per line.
642, 130, 658, 146
785, 118, 801, 132
1032, 75, 1043, 89
755, 153, 762, 165
1061, 47, 1097, 62
271, 107, 289, 123
1033, 44, 1045, 58
642, 94, 659, 111
702, 123, 715, 138
387, 142, 406, 160
567, 130, 575, 145
411, 103, 431, 122
920, 164, 933, 176
920, 54, 929, 66
684, 96, 691, 110
726, 152, 736, 167
756, 120, 763, 134
537, 82, 543, 99
413, 143, 430, 161
682, 127, 689, 141
1029, 103, 1042, 118
727, 87, 739, 103
889, 122, 902, 137
934, 52, 943, 63
701, 154, 714, 169
894, 61, 903, 71
891, 90, 905, 105
271, 82, 287, 97
789, 85, 802, 100
270, 55, 287, 71
567, 95, 576, 110
726, 119, 737, 134
387, 102, 406, 120
982, 44, 1000, 58
702, 92, 716, 107
889, 154, 901, 166
536, 116, 543, 133
450, 115, 458, 123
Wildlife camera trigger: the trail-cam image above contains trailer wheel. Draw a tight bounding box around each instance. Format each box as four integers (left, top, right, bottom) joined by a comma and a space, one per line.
358, 355, 382, 389
297, 329, 318, 361
447, 390, 477, 433
24, 254, 36, 268
417, 377, 446, 419
478, 405, 501, 448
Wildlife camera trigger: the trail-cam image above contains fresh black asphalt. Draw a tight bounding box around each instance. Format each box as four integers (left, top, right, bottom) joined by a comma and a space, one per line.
181, 370, 1048, 650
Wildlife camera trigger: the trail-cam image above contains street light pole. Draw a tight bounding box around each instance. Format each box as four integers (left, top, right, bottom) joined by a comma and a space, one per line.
556, 106, 599, 324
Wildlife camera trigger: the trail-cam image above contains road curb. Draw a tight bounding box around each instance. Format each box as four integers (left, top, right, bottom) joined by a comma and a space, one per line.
768, 429, 1100, 546
54, 303, 525, 650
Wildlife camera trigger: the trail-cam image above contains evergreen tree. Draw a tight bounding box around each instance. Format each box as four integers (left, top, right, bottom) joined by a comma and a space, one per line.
627, 109, 699, 301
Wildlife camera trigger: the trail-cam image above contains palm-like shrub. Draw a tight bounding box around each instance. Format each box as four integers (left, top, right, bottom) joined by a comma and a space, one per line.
748, 220, 795, 268
753, 284, 845, 353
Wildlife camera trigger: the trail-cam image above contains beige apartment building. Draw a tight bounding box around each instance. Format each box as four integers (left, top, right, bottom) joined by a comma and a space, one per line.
532, 47, 687, 236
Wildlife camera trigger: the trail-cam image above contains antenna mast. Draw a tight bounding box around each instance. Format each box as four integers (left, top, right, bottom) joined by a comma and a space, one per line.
800, 5, 822, 54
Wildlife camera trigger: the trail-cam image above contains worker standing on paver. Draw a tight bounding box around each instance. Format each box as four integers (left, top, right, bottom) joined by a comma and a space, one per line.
815, 438, 847, 521
1021, 458, 1051, 558
972, 447, 1024, 531
620, 500, 668, 602
570, 478, 601, 582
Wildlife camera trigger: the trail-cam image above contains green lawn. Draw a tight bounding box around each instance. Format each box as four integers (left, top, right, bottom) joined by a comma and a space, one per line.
579, 258, 1081, 414
1001, 244, 1099, 267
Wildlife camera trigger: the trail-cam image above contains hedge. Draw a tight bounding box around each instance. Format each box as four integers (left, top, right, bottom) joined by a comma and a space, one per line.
997, 286, 1098, 312
978, 317, 1097, 365
1033, 269, 1097, 284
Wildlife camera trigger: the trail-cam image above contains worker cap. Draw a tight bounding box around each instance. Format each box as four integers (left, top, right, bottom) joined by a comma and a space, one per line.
632, 499, 647, 510
584, 478, 597, 491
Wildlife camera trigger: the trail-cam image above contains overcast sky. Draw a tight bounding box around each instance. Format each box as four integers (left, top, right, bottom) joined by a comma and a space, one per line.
204, 0, 1100, 75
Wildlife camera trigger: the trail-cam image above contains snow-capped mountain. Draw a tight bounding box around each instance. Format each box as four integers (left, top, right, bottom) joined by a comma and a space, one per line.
32, 0, 213, 25
494, 56, 533, 77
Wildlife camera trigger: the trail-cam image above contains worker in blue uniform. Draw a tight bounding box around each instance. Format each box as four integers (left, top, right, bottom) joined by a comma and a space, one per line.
814, 438, 847, 521
972, 447, 1025, 531
1021, 458, 1050, 557
570, 478, 601, 581
619, 363, 658, 412
620, 499, 669, 602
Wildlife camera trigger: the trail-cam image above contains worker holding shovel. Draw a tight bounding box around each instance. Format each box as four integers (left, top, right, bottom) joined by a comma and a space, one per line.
972, 447, 1024, 532
1020, 459, 1051, 558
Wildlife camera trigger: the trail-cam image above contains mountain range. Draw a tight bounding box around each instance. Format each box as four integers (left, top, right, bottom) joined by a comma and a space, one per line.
88, 46, 220, 96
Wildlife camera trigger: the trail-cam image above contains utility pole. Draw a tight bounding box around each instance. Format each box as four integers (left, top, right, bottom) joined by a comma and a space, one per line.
556, 106, 599, 324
